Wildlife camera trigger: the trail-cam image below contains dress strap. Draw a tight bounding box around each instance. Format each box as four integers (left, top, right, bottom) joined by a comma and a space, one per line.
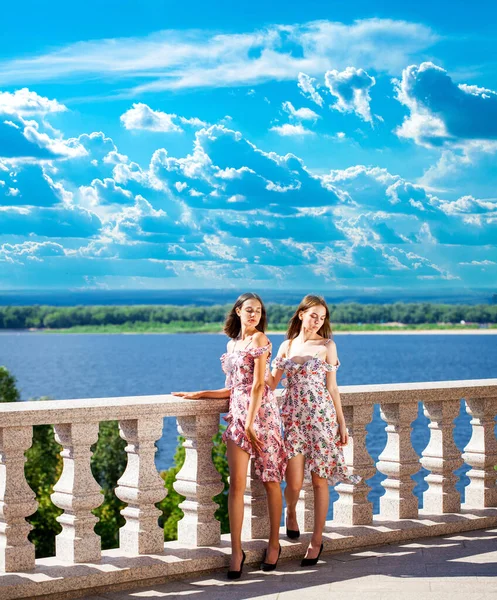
243, 334, 254, 349
233, 334, 254, 352
247, 343, 271, 358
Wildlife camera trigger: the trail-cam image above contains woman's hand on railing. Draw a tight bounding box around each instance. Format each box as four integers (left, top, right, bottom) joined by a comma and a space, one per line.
172, 391, 206, 400
172, 388, 231, 400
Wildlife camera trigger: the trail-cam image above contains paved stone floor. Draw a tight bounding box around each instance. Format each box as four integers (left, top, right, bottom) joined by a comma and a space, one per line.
82, 528, 497, 600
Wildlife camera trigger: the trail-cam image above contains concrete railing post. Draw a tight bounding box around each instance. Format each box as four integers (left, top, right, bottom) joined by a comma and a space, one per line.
377, 401, 419, 519
421, 400, 462, 513
242, 458, 270, 540
0, 426, 38, 572
50, 422, 103, 563
115, 418, 167, 555
462, 397, 497, 508
334, 404, 375, 525
173, 414, 224, 546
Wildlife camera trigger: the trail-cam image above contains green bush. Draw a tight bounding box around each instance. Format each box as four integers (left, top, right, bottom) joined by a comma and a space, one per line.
91, 421, 127, 549
25, 421, 63, 557
0, 366, 20, 403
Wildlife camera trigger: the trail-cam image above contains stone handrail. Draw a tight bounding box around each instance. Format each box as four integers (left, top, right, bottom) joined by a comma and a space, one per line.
0, 379, 496, 598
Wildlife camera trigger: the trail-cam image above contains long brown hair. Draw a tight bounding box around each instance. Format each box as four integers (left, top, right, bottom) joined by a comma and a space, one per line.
287, 294, 332, 340
223, 292, 267, 339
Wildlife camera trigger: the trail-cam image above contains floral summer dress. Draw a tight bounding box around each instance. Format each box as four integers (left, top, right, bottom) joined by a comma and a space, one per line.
273, 342, 361, 485
221, 340, 287, 483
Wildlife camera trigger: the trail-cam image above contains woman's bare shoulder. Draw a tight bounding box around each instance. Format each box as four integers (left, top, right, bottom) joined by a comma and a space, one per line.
252, 331, 270, 347
278, 338, 290, 356
325, 338, 338, 359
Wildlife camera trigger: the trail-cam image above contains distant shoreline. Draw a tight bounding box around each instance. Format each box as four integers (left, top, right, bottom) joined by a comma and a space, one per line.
1, 327, 496, 335
331, 329, 497, 335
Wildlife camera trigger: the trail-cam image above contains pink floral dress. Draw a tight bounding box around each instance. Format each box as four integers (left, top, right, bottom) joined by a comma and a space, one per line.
221, 341, 287, 482
273, 345, 361, 485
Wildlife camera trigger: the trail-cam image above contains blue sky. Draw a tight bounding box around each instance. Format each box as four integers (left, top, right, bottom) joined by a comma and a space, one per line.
1, 0, 496, 294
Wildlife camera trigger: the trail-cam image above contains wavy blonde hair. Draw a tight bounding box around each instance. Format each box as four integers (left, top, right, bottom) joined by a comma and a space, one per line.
287, 294, 332, 340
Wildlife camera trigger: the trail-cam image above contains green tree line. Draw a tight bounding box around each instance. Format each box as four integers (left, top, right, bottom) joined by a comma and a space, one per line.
0, 367, 229, 558
1, 302, 497, 329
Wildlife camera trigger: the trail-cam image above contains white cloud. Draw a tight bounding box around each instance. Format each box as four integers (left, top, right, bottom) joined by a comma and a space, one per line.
0, 115, 86, 162
203, 234, 242, 261
0, 240, 65, 264
394, 62, 497, 148
179, 116, 209, 128
120, 103, 183, 133
120, 104, 210, 133
324, 67, 376, 123
269, 123, 315, 136
282, 101, 319, 121
3, 117, 495, 290
0, 19, 437, 93
0, 88, 67, 116
459, 259, 496, 266
297, 72, 324, 106
434, 194, 497, 215
419, 145, 497, 198
23, 120, 86, 159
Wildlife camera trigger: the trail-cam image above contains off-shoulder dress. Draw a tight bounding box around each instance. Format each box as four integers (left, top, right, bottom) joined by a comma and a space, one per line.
221, 341, 287, 482
273, 343, 361, 485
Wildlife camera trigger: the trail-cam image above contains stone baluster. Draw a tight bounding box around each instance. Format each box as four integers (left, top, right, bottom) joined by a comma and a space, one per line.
462, 398, 497, 508
51, 422, 103, 563
421, 400, 462, 513
334, 404, 375, 525
295, 481, 314, 533
242, 457, 270, 540
173, 414, 224, 546
115, 418, 167, 555
0, 426, 38, 572
377, 402, 419, 519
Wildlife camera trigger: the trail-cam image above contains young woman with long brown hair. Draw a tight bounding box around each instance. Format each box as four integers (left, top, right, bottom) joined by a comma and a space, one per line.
173, 293, 286, 579
271, 294, 360, 566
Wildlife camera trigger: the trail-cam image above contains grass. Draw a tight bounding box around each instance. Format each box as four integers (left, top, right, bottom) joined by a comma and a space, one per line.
332, 323, 497, 331
43, 321, 223, 334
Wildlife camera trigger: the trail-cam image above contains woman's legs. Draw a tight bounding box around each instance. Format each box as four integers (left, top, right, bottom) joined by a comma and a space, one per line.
284, 454, 305, 531
262, 481, 283, 563
226, 440, 250, 570
304, 471, 329, 559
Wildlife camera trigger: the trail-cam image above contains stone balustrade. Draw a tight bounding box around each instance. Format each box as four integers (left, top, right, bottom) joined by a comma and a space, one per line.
0, 379, 496, 600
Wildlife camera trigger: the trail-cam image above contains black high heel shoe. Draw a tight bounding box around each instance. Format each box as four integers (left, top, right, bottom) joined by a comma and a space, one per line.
286, 519, 300, 539
301, 543, 324, 567
227, 550, 246, 580
261, 544, 282, 571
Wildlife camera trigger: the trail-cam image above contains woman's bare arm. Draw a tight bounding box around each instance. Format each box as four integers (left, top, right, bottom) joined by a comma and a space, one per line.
268, 339, 288, 390
172, 388, 230, 400
244, 332, 270, 452
325, 341, 348, 445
